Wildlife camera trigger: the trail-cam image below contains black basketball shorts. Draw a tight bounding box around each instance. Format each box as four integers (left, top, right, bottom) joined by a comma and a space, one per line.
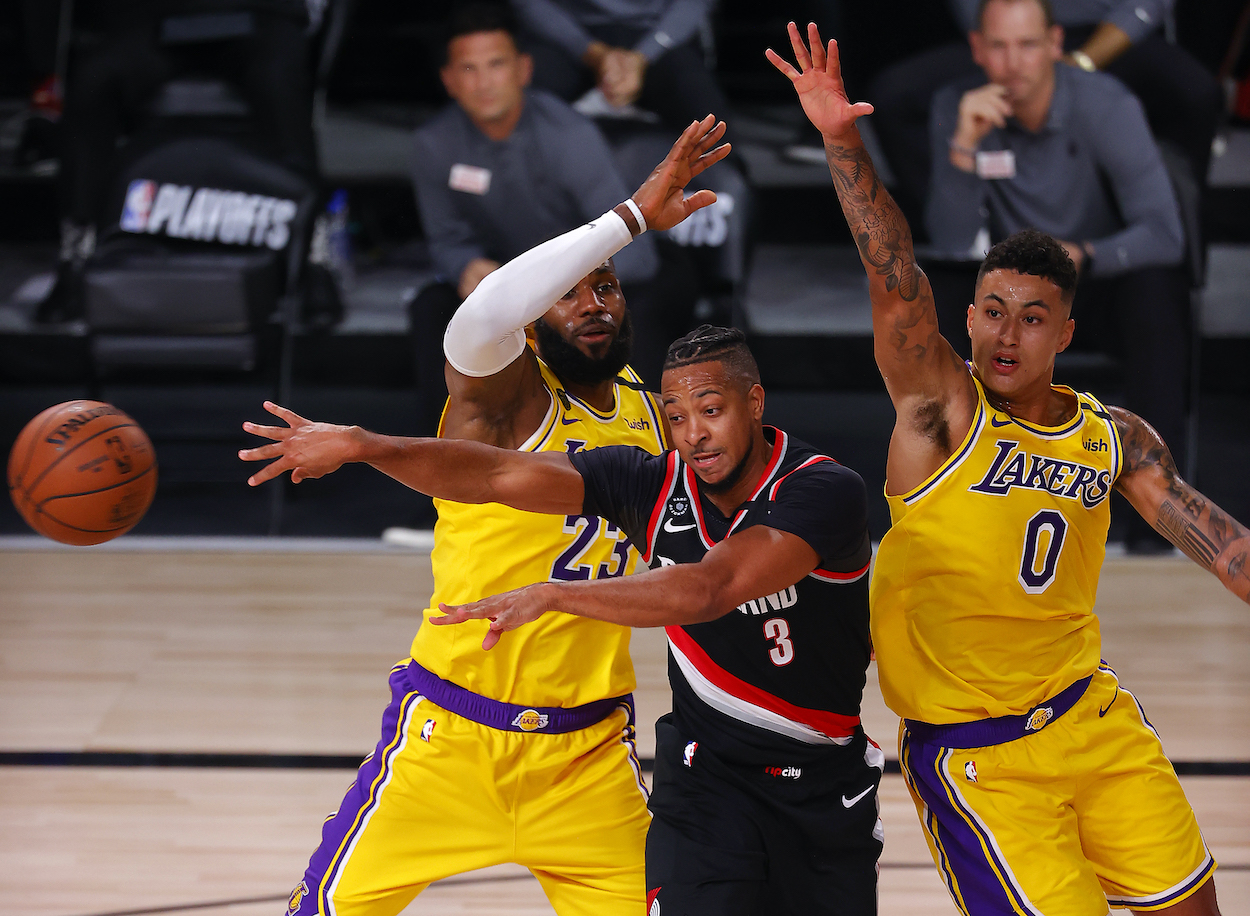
645, 713, 884, 916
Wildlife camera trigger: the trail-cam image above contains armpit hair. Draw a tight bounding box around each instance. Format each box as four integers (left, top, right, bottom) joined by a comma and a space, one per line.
912, 399, 952, 453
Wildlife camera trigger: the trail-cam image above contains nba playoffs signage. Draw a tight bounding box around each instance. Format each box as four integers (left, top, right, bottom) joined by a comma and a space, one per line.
120, 179, 299, 250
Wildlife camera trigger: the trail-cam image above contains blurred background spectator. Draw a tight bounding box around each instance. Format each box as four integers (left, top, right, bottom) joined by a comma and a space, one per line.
409, 2, 680, 440
925, 0, 1190, 552
870, 0, 1223, 229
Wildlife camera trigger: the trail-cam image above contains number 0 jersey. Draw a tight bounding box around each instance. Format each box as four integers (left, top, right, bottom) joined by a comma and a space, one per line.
870, 375, 1124, 725
572, 429, 874, 765
412, 358, 668, 708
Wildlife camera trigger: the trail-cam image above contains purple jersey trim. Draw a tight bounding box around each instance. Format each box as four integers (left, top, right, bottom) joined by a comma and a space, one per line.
406, 659, 633, 734
903, 675, 1092, 749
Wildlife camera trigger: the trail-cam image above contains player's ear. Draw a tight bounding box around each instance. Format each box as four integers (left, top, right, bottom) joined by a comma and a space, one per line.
518, 52, 533, 87
748, 383, 765, 421
966, 303, 976, 339
1057, 317, 1075, 354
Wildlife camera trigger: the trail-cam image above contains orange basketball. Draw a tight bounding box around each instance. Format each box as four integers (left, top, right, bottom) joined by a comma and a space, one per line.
7, 400, 158, 545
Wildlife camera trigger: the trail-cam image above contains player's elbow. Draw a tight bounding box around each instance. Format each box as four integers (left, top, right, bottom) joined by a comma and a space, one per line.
688, 571, 737, 623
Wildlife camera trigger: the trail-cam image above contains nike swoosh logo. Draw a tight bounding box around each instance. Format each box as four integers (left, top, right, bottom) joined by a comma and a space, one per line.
1099, 686, 1119, 717
663, 519, 696, 533
989, 416, 1013, 427
842, 786, 875, 808
560, 416, 582, 425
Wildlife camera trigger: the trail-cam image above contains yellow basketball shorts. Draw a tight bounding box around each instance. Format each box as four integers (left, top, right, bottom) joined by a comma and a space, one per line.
900, 665, 1215, 915
287, 661, 650, 916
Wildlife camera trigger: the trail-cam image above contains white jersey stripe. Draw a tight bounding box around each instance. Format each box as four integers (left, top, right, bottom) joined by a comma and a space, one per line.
667, 636, 851, 746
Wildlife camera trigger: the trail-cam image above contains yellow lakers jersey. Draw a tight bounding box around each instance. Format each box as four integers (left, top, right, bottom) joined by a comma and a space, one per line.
411, 357, 669, 708
870, 375, 1123, 724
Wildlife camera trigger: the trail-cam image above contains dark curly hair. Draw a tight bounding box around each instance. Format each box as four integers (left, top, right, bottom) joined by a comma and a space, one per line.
663, 325, 761, 388
977, 229, 1078, 306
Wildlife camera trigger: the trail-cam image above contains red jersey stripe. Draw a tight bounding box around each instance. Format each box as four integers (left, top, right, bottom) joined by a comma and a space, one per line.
666, 624, 859, 738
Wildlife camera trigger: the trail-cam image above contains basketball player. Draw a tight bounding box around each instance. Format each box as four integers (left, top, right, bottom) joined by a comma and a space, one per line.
244, 117, 729, 916
243, 325, 884, 915
769, 22, 1250, 915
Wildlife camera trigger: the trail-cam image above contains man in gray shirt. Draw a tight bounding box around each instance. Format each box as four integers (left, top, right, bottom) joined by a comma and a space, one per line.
410, 2, 670, 441
926, 0, 1189, 552
869, 0, 1220, 224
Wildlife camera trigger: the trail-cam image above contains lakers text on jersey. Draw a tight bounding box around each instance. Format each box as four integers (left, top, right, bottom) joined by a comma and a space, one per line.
871, 377, 1122, 724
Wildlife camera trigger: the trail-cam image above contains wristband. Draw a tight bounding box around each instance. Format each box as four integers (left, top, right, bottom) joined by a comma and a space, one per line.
1071, 50, 1096, 72
622, 198, 647, 234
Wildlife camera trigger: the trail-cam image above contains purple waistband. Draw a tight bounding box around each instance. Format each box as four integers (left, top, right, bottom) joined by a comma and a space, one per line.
404, 660, 633, 734
903, 674, 1094, 749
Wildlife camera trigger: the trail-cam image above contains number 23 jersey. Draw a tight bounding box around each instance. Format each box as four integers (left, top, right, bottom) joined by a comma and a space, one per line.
413, 358, 668, 709
870, 375, 1123, 725
572, 428, 873, 764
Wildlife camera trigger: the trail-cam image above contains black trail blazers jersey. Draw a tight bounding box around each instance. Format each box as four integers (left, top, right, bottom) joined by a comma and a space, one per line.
571, 427, 873, 765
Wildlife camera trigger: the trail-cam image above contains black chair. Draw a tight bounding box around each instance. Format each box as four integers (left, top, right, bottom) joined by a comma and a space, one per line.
69, 3, 349, 533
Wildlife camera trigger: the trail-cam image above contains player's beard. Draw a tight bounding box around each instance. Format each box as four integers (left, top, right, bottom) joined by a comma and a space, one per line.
534, 311, 633, 387
699, 434, 755, 494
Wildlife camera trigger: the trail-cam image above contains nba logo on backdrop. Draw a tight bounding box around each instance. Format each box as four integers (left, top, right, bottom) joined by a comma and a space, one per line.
120, 180, 156, 232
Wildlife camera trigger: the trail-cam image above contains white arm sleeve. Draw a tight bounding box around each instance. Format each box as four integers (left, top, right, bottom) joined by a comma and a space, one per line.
442, 209, 636, 377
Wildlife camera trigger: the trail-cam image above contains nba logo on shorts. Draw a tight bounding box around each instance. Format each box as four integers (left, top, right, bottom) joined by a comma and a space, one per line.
683, 741, 697, 767
1025, 706, 1054, 732
420, 719, 436, 742
965, 760, 978, 783
120, 180, 156, 232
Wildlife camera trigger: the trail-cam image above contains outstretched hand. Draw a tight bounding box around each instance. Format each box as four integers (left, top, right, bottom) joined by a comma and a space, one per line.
429, 584, 551, 651
630, 114, 731, 232
238, 401, 359, 486
766, 22, 873, 141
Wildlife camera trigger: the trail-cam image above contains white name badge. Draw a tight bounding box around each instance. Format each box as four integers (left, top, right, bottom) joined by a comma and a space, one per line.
448, 163, 491, 195
976, 149, 1017, 180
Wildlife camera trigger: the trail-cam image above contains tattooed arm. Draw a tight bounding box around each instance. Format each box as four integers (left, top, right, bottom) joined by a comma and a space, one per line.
1113, 406, 1250, 604
767, 22, 975, 489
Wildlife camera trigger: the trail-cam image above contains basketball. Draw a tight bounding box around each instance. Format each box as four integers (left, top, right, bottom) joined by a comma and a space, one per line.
6, 400, 158, 546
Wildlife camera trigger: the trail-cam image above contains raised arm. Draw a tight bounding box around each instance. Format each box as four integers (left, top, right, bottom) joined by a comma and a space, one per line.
766, 23, 971, 410
239, 401, 584, 516
432, 524, 821, 649
1112, 406, 1250, 604
442, 116, 729, 434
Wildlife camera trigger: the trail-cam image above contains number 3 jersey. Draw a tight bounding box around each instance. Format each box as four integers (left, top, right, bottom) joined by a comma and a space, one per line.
413, 358, 668, 708
870, 375, 1124, 726
571, 428, 873, 765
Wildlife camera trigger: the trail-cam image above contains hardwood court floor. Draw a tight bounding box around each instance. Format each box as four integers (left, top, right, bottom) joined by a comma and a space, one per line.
1, 544, 1247, 916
